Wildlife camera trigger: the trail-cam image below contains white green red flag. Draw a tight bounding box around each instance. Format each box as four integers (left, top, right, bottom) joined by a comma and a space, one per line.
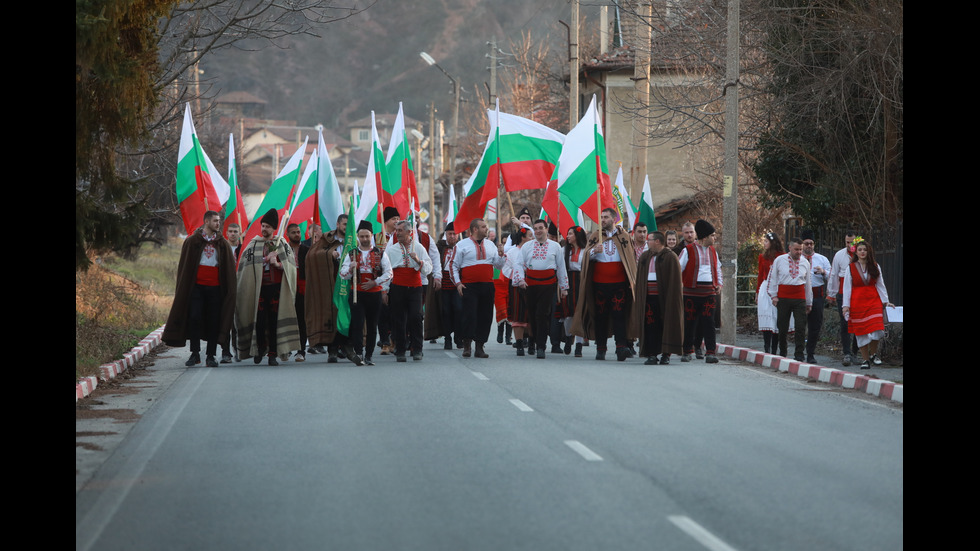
334, 196, 357, 337
316, 129, 345, 231
354, 112, 387, 234
636, 175, 657, 231
285, 147, 319, 237
241, 137, 309, 247
176, 103, 230, 235
443, 184, 458, 226
456, 101, 565, 232
497, 109, 564, 191
385, 103, 420, 217
612, 166, 638, 229
222, 133, 249, 237
541, 95, 617, 236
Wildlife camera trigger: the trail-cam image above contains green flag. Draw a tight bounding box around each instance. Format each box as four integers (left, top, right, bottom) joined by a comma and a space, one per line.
333, 197, 358, 336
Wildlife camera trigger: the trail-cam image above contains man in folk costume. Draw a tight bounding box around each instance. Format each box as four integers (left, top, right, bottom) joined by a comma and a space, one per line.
512, 219, 569, 359
767, 237, 812, 361
163, 210, 237, 367
503, 206, 534, 254
384, 220, 433, 362
827, 229, 857, 366
236, 209, 300, 366
677, 219, 723, 363
572, 208, 638, 362
305, 214, 358, 364
221, 221, 244, 362
287, 223, 309, 362
435, 222, 462, 350
800, 229, 831, 363
449, 218, 506, 358
339, 220, 392, 366
632, 231, 684, 365
375, 206, 400, 355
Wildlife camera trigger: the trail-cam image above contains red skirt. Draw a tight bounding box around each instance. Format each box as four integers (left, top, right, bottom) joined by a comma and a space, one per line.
848, 284, 884, 336
494, 275, 509, 323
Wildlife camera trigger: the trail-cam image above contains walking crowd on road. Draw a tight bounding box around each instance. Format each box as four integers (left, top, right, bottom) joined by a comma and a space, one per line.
161, 207, 893, 370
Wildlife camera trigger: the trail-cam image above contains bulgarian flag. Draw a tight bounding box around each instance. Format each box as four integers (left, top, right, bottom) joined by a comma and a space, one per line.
316, 128, 345, 231
497, 109, 564, 192
636, 175, 658, 231
541, 95, 616, 236
285, 147, 319, 236
456, 101, 565, 232
241, 137, 309, 247
176, 103, 230, 235
334, 196, 357, 337
612, 166, 638, 229
443, 184, 458, 226
222, 133, 249, 237
454, 107, 500, 233
385, 103, 420, 217
354, 112, 387, 234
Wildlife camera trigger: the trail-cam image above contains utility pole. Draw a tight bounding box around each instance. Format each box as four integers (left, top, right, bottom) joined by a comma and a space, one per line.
721, 0, 740, 345
569, 0, 580, 127
489, 37, 501, 239
629, 2, 652, 199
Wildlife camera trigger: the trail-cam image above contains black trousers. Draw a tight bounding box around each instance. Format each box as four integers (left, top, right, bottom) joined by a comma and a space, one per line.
188, 283, 221, 356
256, 283, 281, 356
776, 297, 807, 359
593, 281, 630, 352
349, 290, 382, 359
526, 283, 557, 350
440, 288, 463, 345
295, 292, 306, 352
683, 292, 717, 354
461, 281, 495, 344
389, 284, 424, 355
642, 293, 664, 357
806, 292, 824, 357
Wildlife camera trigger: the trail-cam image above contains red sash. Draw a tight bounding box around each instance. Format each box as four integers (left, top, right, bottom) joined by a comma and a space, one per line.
777, 284, 805, 300
392, 267, 421, 287
593, 261, 627, 283
358, 272, 382, 293
461, 264, 494, 283
196, 265, 219, 286
525, 268, 557, 286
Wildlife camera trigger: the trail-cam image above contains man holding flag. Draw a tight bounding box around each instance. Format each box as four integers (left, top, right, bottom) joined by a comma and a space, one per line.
305, 213, 360, 364
236, 209, 300, 366
383, 219, 432, 362
339, 220, 392, 366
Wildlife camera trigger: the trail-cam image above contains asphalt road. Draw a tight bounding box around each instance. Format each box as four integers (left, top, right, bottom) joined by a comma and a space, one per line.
77, 338, 903, 551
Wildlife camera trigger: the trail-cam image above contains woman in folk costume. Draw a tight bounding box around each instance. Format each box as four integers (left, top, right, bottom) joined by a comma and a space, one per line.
561, 226, 589, 357
505, 226, 533, 356
235, 209, 300, 365
842, 238, 894, 369
756, 232, 789, 353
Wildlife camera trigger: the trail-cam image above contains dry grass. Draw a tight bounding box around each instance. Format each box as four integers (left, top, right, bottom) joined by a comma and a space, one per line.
76, 255, 170, 381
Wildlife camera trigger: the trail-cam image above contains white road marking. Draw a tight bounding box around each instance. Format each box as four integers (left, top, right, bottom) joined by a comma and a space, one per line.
564, 440, 603, 461
509, 399, 534, 412
444, 351, 457, 358
668, 515, 740, 551
471, 372, 489, 381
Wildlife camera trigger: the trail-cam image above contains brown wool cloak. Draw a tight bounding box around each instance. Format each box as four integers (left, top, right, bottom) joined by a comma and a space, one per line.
304, 231, 344, 347
162, 231, 237, 348
423, 240, 451, 340
571, 227, 638, 340
632, 247, 685, 356
235, 235, 300, 357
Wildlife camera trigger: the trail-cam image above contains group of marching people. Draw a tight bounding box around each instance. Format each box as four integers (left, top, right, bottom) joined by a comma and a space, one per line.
163, 200, 784, 367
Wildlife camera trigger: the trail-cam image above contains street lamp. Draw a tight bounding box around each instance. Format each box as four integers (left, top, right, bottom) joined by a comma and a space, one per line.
419, 51, 461, 222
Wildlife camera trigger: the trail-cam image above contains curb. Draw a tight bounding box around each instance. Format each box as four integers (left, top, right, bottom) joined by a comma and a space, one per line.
76, 326, 165, 403
717, 344, 903, 404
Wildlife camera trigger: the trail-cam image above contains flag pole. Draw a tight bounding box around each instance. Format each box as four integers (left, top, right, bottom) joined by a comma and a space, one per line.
351, 195, 358, 305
